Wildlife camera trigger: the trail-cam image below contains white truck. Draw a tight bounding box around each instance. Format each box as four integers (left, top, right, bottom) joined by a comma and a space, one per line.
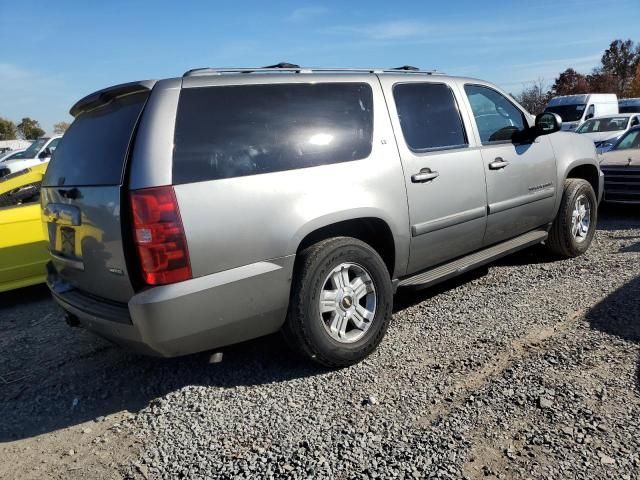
0, 136, 62, 176
544, 94, 618, 131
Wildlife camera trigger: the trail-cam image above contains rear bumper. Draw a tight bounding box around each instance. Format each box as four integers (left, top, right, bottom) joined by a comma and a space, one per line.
49, 255, 295, 357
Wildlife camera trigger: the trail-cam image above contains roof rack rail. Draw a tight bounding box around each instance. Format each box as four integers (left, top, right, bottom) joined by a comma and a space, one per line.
263, 62, 301, 69
393, 65, 420, 71
182, 66, 443, 77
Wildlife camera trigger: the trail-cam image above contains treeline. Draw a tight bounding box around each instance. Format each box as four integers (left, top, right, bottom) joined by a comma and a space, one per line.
516, 39, 640, 114
0, 117, 69, 141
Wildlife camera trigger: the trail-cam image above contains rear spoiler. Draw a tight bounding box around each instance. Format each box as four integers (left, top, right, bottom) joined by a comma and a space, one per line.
69, 80, 156, 117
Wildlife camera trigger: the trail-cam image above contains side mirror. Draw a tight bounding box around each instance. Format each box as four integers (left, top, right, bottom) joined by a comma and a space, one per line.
38, 148, 51, 160
535, 112, 562, 135
585, 113, 594, 120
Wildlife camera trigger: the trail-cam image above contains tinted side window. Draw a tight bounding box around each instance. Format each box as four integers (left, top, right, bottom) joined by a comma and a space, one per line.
393, 83, 467, 151
464, 85, 527, 143
173, 83, 374, 184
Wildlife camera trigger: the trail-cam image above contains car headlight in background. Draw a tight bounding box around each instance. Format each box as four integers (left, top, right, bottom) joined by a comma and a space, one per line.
595, 140, 615, 153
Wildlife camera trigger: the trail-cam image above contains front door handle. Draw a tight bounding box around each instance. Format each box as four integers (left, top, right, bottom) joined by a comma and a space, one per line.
411, 168, 439, 183
489, 157, 510, 170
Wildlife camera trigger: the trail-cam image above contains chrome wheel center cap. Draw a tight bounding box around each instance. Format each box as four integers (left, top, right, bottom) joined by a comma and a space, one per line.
341, 296, 353, 309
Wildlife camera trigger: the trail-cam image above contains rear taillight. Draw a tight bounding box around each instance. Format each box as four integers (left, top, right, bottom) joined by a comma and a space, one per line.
130, 186, 192, 286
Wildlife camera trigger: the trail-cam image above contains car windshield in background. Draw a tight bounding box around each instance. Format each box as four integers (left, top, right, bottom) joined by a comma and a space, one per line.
576, 117, 630, 133
544, 104, 585, 122
20, 138, 48, 159
612, 129, 640, 150
43, 92, 148, 187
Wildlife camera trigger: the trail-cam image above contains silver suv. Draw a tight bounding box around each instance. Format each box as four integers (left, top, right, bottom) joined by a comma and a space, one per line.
43, 65, 603, 367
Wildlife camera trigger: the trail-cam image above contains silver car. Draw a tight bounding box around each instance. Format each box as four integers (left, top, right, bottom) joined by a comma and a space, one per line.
576, 113, 640, 153
599, 126, 640, 203
42, 65, 603, 367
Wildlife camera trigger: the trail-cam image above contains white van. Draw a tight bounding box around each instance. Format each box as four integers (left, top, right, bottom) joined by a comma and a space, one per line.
544, 94, 618, 131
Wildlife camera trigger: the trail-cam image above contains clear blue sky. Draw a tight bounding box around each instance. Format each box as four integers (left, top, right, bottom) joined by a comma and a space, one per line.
1, 0, 639, 134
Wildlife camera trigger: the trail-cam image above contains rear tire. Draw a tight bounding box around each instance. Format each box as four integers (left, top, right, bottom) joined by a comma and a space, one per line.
547, 178, 597, 257
283, 237, 393, 368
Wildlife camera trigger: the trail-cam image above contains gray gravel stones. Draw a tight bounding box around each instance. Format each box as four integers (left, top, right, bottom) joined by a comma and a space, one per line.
1, 206, 639, 480
120, 207, 640, 480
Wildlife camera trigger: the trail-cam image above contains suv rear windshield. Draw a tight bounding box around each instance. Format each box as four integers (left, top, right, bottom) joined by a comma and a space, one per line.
172, 83, 373, 184
43, 92, 148, 187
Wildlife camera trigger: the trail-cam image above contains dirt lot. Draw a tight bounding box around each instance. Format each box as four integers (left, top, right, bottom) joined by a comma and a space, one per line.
1, 205, 639, 480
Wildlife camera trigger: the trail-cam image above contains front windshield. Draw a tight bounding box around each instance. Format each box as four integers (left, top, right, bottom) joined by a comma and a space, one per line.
545, 104, 586, 122
1, 151, 25, 162
20, 138, 48, 159
576, 116, 630, 134
612, 129, 640, 150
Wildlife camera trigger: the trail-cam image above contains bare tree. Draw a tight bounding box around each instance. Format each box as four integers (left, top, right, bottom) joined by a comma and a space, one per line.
515, 79, 551, 115
629, 64, 640, 97
53, 121, 70, 135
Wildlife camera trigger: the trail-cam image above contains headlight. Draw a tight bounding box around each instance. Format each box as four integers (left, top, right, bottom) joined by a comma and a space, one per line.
597, 142, 615, 153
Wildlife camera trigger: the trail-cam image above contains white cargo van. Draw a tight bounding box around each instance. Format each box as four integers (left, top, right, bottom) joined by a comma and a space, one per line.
544, 94, 618, 131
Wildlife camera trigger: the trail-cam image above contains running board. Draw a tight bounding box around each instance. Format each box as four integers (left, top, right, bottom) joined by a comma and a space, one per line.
398, 229, 548, 289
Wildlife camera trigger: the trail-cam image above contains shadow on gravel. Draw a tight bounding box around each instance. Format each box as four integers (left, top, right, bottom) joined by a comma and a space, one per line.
2, 204, 638, 443
597, 203, 640, 232
586, 275, 640, 393
0, 283, 51, 307
393, 267, 489, 312
493, 243, 562, 267
0, 286, 325, 442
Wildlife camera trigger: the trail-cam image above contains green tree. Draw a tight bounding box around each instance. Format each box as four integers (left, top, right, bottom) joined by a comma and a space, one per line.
53, 121, 70, 135
600, 39, 640, 95
17, 117, 45, 140
0, 117, 17, 140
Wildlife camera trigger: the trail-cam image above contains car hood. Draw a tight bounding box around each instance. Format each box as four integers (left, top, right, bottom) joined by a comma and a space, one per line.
3, 156, 38, 165
580, 131, 623, 142
599, 149, 640, 167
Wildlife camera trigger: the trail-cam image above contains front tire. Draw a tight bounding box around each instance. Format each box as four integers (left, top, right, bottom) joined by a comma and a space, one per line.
547, 178, 597, 257
283, 237, 393, 368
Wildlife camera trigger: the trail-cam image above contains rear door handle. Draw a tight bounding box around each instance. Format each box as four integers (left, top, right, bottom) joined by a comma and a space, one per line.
411, 169, 439, 183
489, 157, 510, 170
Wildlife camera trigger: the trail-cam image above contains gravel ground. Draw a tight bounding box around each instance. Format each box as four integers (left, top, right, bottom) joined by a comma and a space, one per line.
1, 204, 639, 480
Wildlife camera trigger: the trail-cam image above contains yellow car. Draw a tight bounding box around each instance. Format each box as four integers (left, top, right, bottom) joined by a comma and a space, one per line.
0, 164, 49, 292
